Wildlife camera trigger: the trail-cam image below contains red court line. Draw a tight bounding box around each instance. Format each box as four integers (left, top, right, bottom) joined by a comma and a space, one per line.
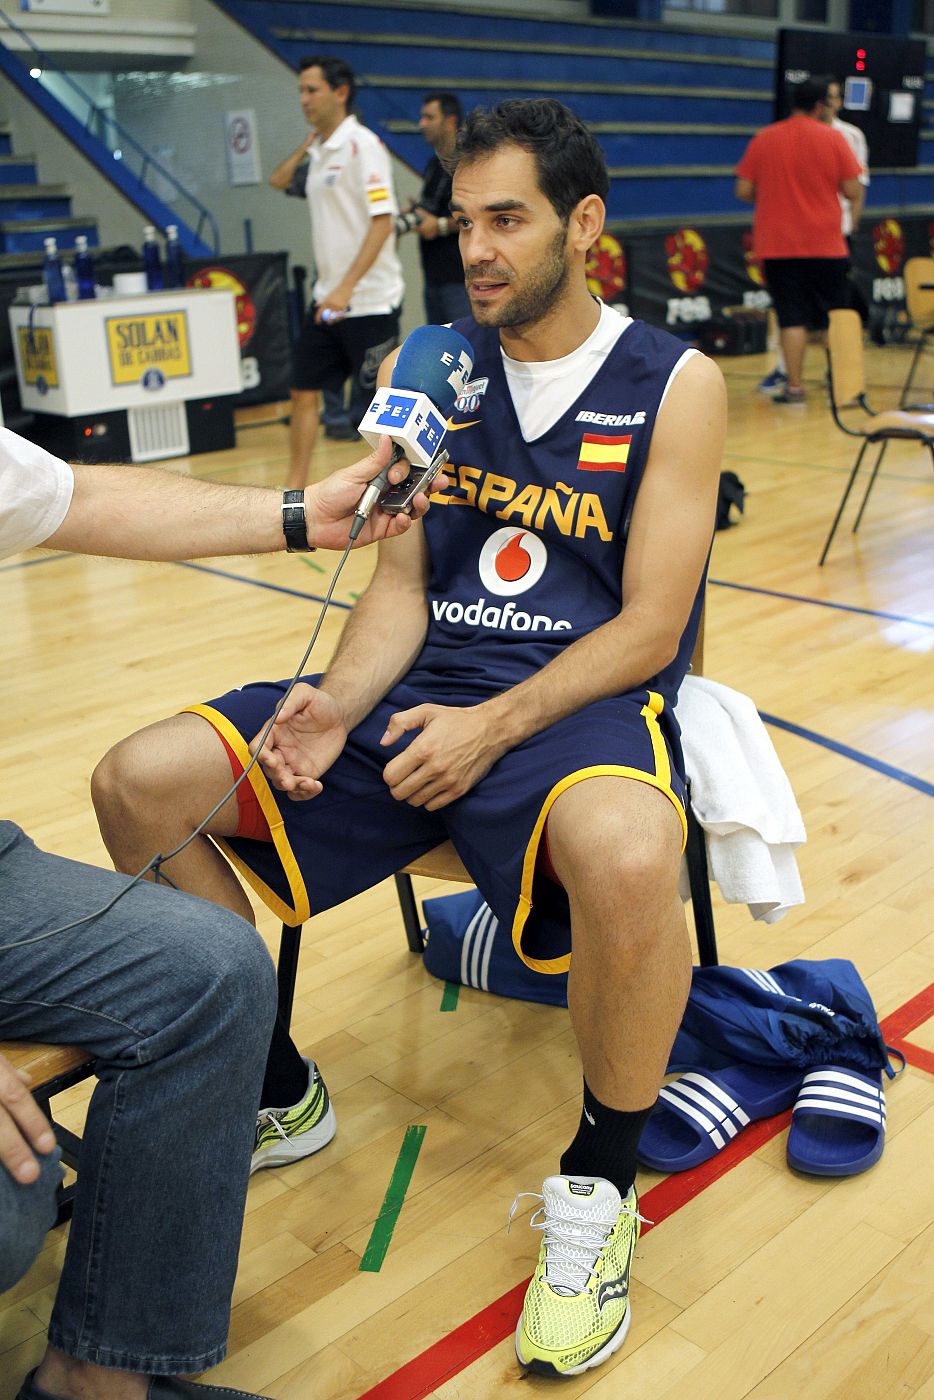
359, 980, 934, 1400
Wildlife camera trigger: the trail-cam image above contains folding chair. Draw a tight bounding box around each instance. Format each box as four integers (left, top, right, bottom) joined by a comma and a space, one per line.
0, 1040, 96, 1225
819, 308, 934, 566
900, 257, 934, 412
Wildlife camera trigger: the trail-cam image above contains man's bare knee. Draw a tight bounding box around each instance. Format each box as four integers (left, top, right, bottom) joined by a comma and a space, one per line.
92, 713, 237, 855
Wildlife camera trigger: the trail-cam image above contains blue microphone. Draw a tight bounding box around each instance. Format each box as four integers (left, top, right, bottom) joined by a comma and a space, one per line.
352, 325, 474, 535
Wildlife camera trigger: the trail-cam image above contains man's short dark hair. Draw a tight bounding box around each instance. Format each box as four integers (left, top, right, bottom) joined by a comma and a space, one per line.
299, 55, 356, 109
423, 91, 463, 125
451, 98, 609, 224
791, 75, 834, 112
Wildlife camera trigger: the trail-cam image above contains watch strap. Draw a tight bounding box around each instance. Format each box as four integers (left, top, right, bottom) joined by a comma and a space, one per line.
281, 489, 315, 552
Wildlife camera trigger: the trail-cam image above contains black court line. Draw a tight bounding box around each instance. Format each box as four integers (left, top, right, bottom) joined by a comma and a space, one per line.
761, 712, 934, 799
710, 578, 934, 630
174, 560, 354, 610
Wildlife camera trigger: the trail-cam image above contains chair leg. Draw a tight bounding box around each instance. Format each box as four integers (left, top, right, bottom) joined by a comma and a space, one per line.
819, 438, 870, 566
276, 922, 302, 1027
394, 873, 425, 954
684, 790, 718, 967
899, 331, 932, 410
852, 440, 888, 535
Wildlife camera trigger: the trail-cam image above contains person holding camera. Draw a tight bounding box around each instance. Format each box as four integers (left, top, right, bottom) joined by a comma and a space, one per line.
395, 92, 470, 325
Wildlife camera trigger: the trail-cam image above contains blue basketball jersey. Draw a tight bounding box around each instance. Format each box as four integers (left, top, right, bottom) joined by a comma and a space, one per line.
410, 315, 706, 703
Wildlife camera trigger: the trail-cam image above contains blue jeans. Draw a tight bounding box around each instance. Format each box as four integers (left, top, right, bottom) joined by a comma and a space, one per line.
0, 822, 277, 1374
424, 280, 470, 326
0, 1145, 61, 1293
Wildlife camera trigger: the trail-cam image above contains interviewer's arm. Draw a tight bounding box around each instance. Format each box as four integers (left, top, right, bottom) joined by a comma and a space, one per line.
42, 439, 439, 559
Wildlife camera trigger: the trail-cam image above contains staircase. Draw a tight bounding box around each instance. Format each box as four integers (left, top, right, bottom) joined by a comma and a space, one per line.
0, 120, 98, 259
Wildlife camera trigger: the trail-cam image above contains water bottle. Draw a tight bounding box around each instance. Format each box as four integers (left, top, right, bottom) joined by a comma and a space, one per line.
42, 236, 66, 304
74, 234, 96, 300
164, 224, 185, 289
142, 224, 164, 291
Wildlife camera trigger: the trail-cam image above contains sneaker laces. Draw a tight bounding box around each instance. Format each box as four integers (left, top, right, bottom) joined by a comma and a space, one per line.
507, 1190, 651, 1296
255, 1108, 290, 1141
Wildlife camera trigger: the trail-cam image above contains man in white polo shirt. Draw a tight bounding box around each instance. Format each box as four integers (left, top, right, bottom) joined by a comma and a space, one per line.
271, 55, 405, 490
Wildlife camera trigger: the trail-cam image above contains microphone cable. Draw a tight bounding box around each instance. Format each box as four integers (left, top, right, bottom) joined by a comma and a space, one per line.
2, 539, 355, 949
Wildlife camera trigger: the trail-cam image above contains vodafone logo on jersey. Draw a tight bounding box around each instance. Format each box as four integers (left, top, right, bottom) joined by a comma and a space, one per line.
478, 528, 547, 597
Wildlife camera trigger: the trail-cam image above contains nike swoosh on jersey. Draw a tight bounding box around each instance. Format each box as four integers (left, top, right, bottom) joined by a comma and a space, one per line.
445, 418, 482, 432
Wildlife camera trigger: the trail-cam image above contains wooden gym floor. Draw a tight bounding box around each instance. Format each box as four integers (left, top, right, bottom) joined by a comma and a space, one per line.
1, 339, 932, 1399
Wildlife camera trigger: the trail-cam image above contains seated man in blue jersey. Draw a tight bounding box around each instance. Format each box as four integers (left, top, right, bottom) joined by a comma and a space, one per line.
92, 98, 726, 1379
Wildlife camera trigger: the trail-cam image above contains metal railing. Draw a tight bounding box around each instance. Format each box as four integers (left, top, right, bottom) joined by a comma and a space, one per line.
0, 7, 219, 253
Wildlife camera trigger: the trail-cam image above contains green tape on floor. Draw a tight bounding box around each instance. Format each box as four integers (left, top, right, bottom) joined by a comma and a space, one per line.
440, 980, 460, 1012
359, 1124, 427, 1272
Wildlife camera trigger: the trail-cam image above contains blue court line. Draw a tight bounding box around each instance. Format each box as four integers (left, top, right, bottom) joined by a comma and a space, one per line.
760, 712, 934, 799
0, 552, 71, 573
709, 578, 934, 630
174, 560, 353, 610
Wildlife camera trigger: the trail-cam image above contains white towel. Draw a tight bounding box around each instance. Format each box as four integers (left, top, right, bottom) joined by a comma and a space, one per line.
676, 675, 806, 923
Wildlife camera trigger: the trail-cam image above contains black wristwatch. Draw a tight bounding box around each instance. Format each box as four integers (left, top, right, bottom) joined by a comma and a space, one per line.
281, 489, 316, 552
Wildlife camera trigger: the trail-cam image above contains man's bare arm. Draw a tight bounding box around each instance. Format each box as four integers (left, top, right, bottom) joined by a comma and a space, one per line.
42, 439, 439, 559
735, 177, 755, 203
318, 214, 393, 317
269, 138, 312, 191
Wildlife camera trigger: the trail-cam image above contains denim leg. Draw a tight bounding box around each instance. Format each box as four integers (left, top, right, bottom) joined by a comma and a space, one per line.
0, 823, 278, 1373
0, 1147, 62, 1293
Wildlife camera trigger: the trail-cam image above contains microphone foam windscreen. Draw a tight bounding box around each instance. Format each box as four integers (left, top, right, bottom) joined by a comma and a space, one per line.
390, 324, 474, 413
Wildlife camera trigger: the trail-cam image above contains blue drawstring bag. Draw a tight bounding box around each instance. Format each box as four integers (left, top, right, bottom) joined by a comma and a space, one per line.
422, 888, 568, 1007
668, 959, 896, 1077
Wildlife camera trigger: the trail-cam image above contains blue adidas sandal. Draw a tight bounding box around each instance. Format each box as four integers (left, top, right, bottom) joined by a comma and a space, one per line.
786, 1065, 887, 1177
637, 1064, 803, 1172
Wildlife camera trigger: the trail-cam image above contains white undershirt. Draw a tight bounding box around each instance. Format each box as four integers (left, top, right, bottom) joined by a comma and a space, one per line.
500, 301, 695, 441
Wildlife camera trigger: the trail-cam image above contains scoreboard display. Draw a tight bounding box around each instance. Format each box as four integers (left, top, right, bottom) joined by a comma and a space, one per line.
776, 28, 927, 167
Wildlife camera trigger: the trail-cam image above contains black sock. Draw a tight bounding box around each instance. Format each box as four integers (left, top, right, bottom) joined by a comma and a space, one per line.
260, 1013, 310, 1108
559, 1080, 654, 1197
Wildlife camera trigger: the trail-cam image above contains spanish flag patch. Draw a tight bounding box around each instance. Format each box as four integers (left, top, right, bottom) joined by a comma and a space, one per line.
367, 186, 389, 203
577, 433, 631, 473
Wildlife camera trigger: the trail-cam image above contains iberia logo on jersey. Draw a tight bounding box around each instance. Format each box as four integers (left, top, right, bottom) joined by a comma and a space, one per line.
742, 231, 766, 288
665, 228, 709, 293
873, 219, 905, 275
586, 233, 627, 303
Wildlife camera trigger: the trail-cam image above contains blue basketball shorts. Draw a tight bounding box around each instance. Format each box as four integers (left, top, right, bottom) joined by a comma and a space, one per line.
185, 676, 687, 974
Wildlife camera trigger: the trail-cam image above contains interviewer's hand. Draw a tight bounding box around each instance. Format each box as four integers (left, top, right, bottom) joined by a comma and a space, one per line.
380, 703, 507, 810
0, 1051, 56, 1183
306, 436, 447, 551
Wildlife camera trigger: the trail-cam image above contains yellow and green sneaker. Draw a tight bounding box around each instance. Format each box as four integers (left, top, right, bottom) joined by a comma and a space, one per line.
250, 1058, 336, 1174
513, 1175, 642, 1377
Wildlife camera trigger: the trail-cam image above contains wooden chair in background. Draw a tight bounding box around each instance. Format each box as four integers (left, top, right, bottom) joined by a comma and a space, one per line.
820, 307, 934, 566
900, 256, 934, 412
0, 1040, 95, 1225
276, 607, 717, 1026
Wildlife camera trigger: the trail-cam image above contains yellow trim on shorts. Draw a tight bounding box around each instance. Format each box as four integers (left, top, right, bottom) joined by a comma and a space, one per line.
512, 691, 687, 976
182, 703, 311, 928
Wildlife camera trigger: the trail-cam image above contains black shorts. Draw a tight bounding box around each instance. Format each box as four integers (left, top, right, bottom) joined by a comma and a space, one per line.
762, 258, 849, 331
291, 307, 400, 417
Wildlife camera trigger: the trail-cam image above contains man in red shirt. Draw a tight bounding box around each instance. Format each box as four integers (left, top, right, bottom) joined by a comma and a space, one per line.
736, 75, 862, 403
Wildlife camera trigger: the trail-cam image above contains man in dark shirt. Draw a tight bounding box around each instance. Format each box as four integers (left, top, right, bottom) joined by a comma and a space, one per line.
398, 91, 470, 324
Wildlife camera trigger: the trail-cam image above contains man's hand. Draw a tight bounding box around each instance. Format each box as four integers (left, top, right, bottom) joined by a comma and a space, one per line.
251, 684, 348, 800
380, 703, 506, 810
0, 1052, 56, 1183
315, 283, 353, 322
414, 208, 443, 241
307, 436, 448, 550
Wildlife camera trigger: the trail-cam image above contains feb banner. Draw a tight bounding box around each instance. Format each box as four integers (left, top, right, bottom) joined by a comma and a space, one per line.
183, 251, 291, 406
611, 213, 934, 341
